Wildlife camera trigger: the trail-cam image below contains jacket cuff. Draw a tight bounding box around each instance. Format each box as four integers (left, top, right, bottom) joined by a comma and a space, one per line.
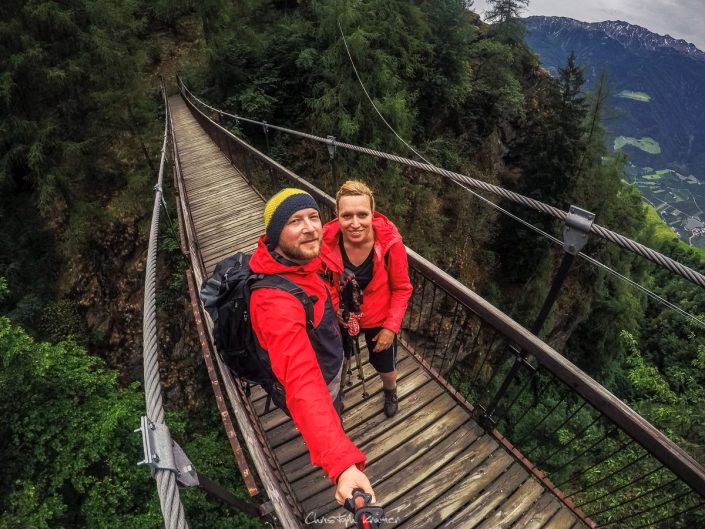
328, 453, 367, 484
382, 317, 402, 334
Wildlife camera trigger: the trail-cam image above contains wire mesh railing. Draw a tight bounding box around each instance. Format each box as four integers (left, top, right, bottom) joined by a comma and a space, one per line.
400, 266, 705, 528
178, 82, 705, 528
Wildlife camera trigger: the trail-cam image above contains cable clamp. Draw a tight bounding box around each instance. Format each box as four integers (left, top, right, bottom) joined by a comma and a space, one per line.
326, 135, 337, 160
262, 120, 269, 134
136, 416, 177, 473
153, 184, 163, 195
564, 205, 595, 255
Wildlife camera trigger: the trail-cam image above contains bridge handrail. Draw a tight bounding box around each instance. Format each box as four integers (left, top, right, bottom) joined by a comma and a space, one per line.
177, 81, 705, 526
169, 92, 307, 528
405, 246, 705, 498
141, 80, 189, 529
177, 76, 705, 292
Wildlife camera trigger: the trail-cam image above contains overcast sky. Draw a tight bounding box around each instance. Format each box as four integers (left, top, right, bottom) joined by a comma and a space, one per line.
471, 0, 705, 52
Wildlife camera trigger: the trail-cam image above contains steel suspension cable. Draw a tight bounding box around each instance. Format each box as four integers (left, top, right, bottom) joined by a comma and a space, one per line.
177, 78, 705, 291
179, 80, 705, 329
143, 80, 189, 529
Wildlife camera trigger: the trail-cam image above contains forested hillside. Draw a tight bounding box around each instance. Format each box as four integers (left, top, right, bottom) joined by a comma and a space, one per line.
1, 1, 703, 527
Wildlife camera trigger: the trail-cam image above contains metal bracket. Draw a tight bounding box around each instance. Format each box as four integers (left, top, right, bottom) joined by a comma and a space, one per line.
262, 120, 269, 135
510, 345, 537, 373
326, 135, 337, 160
136, 416, 177, 473
473, 405, 496, 431
563, 205, 595, 255
259, 501, 276, 518
172, 440, 200, 488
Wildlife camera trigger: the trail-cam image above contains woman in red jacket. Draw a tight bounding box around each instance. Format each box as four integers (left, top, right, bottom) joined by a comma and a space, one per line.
321, 180, 413, 417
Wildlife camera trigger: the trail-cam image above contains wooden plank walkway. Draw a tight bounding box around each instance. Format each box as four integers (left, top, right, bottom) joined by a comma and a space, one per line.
169, 94, 587, 529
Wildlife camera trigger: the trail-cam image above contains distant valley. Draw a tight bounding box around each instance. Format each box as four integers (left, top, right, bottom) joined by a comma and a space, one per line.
524, 16, 705, 246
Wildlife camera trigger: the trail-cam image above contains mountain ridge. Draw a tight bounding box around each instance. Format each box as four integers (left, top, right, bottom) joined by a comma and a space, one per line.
524, 15, 705, 177
526, 16, 705, 62
524, 15, 705, 246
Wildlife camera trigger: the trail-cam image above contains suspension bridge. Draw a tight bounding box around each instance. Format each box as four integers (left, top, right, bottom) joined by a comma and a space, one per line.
139, 79, 705, 529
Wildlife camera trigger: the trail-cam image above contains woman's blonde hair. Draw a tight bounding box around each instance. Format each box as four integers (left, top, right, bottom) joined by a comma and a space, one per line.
336, 180, 375, 212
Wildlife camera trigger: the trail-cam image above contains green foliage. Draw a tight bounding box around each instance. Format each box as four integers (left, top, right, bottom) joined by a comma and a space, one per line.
0, 193, 61, 335
178, 425, 266, 529
0, 0, 161, 338
484, 0, 529, 44
39, 299, 89, 344
0, 317, 264, 529
156, 220, 188, 313
146, 0, 196, 34
0, 276, 8, 302
0, 316, 161, 528
0, 0, 155, 214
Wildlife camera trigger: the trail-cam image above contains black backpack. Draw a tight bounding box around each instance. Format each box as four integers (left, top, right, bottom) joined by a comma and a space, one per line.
200, 252, 315, 413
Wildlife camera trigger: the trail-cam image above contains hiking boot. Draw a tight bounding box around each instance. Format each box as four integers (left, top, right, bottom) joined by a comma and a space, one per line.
383, 388, 398, 417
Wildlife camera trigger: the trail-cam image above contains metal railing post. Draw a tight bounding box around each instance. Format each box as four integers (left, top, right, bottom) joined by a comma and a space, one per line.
327, 135, 337, 192
477, 206, 595, 428
531, 206, 595, 335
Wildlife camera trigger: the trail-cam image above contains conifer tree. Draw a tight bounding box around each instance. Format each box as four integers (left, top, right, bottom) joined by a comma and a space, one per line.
484, 0, 529, 43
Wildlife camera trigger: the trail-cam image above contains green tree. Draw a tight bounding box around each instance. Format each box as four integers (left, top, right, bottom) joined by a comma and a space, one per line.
484, 0, 529, 43
0, 0, 159, 338
0, 316, 160, 528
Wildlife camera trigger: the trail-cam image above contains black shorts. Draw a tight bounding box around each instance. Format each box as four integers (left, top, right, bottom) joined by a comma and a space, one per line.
341, 326, 397, 374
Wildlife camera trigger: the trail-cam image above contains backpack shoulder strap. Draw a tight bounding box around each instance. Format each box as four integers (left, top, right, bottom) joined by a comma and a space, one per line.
248, 274, 316, 329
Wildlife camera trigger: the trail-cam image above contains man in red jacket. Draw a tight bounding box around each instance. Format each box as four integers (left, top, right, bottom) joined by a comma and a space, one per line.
248, 188, 374, 506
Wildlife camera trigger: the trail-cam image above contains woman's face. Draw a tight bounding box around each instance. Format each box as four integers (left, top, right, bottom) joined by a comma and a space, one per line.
337, 194, 373, 244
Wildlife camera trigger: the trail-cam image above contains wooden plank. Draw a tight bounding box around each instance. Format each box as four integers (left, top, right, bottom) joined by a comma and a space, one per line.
310, 428, 494, 528
473, 476, 544, 529
440, 463, 529, 528
510, 492, 563, 529
274, 368, 434, 469
266, 356, 421, 449
185, 180, 256, 199
191, 212, 263, 238
187, 184, 257, 205
199, 221, 263, 242
256, 356, 381, 429
283, 379, 444, 483
183, 165, 239, 182
199, 224, 264, 250
200, 230, 263, 261
337, 361, 425, 423
393, 444, 514, 528
542, 506, 580, 529
295, 393, 462, 503
253, 356, 375, 414
192, 208, 262, 229
188, 197, 260, 218
341, 371, 437, 437
203, 239, 259, 271
251, 343, 392, 409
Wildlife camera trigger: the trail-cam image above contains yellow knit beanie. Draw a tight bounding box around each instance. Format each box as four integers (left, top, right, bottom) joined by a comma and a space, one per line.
263, 188, 319, 245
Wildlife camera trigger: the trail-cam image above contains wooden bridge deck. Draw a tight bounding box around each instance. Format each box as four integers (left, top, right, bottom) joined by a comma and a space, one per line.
169, 94, 587, 529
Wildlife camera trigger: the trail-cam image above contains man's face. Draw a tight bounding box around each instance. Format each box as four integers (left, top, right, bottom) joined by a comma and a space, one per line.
275, 207, 323, 263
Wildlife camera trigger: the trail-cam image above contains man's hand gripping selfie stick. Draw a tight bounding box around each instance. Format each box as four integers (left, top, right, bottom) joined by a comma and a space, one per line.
344, 489, 385, 529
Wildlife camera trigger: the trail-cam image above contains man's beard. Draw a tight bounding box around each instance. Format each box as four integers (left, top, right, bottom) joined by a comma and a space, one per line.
278, 236, 321, 263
